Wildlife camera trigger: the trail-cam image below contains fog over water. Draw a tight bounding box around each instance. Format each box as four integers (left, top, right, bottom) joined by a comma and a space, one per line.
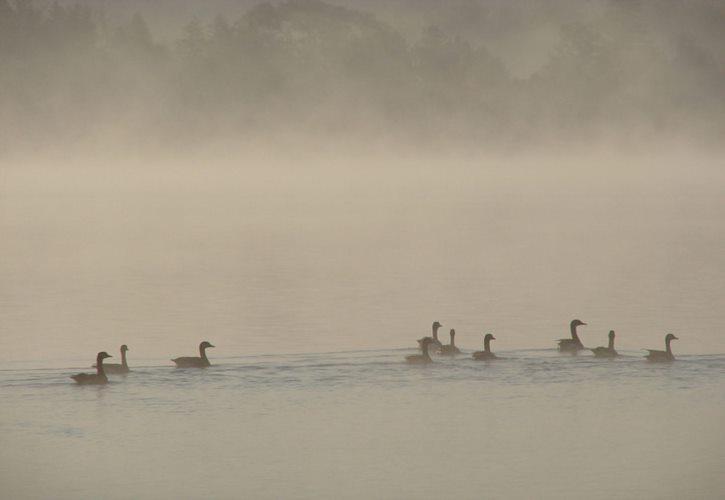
1, 1, 725, 499
3, 149, 725, 365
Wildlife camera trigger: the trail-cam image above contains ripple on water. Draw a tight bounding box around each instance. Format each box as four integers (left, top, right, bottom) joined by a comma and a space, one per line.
2, 349, 725, 500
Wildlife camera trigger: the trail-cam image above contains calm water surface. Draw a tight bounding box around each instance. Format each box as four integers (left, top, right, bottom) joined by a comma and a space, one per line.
2, 349, 724, 499
2, 154, 725, 498
2, 156, 725, 362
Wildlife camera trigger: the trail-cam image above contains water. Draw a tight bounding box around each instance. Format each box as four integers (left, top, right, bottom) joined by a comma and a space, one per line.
2, 152, 725, 498
2, 154, 725, 363
1, 349, 724, 499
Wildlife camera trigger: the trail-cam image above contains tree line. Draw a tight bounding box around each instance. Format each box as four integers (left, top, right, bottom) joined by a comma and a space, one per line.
2, 0, 724, 152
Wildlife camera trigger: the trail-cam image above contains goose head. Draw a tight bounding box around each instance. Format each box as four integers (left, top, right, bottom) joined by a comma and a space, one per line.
449, 329, 456, 339
484, 333, 496, 342
432, 321, 442, 330
98, 352, 112, 360
120, 344, 129, 353
419, 337, 433, 347
665, 333, 678, 342
571, 319, 587, 328
200, 341, 215, 350
608, 330, 615, 339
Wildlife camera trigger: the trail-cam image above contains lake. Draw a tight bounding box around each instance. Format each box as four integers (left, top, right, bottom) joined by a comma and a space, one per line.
1, 150, 724, 498
1, 348, 724, 499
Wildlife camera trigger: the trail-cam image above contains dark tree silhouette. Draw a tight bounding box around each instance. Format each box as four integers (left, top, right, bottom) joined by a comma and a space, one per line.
1, 0, 724, 152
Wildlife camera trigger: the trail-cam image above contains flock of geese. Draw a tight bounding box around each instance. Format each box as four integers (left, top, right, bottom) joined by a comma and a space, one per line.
70, 319, 680, 384
405, 319, 679, 364
70, 341, 215, 385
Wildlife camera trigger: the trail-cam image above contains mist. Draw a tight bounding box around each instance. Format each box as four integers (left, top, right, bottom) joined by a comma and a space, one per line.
2, 0, 725, 155
3, 0, 725, 361
2, 2, 725, 499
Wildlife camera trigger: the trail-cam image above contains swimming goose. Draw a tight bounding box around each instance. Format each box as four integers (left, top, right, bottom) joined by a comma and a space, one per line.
557, 319, 587, 353
95, 344, 130, 374
406, 337, 433, 364
645, 333, 678, 362
591, 331, 618, 358
71, 352, 112, 385
172, 341, 215, 368
438, 329, 461, 355
473, 333, 497, 360
418, 321, 443, 350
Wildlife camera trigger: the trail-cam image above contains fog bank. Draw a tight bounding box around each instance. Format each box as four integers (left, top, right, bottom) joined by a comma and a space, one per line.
2, 0, 724, 156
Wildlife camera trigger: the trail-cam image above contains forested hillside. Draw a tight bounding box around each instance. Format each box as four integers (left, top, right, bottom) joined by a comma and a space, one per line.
2, 0, 724, 153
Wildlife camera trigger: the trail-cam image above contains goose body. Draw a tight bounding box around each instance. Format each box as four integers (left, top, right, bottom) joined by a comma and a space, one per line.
407, 337, 433, 364
172, 341, 215, 368
72, 352, 112, 385
96, 344, 130, 374
473, 333, 497, 360
418, 321, 443, 351
645, 334, 678, 362
557, 319, 587, 353
438, 329, 461, 355
591, 331, 618, 358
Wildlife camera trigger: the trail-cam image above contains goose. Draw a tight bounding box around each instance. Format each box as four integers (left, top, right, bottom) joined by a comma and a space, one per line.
438, 329, 461, 355
473, 333, 497, 360
557, 319, 587, 353
95, 344, 130, 374
591, 331, 618, 358
71, 352, 112, 385
172, 341, 215, 368
406, 337, 433, 364
645, 333, 678, 362
418, 321, 443, 350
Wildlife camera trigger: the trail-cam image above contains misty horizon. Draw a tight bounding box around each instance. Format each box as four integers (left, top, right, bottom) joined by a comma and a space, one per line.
2, 2, 725, 499
2, 0, 725, 156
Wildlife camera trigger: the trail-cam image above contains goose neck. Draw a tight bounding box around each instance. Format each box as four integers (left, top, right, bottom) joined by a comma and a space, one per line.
421, 342, 430, 358
96, 354, 106, 377
570, 323, 580, 341
570, 323, 583, 347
